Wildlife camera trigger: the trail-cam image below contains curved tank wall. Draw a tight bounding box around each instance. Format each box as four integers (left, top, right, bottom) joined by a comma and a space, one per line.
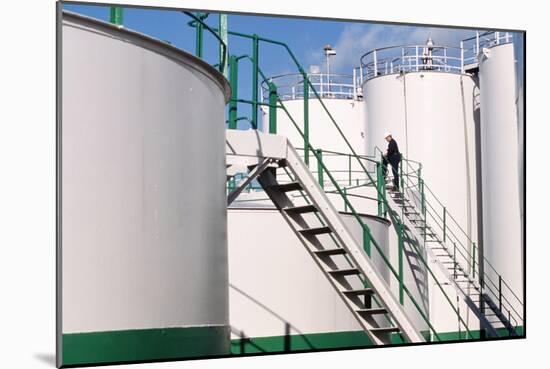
261, 98, 368, 186
363, 71, 480, 332
61, 12, 231, 365
228, 207, 390, 351
478, 43, 523, 314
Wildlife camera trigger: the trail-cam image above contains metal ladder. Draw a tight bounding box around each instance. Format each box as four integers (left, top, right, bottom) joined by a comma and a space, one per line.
227, 134, 426, 345
385, 189, 517, 337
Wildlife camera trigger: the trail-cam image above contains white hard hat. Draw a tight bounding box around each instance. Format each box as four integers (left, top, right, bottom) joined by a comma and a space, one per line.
384, 131, 392, 138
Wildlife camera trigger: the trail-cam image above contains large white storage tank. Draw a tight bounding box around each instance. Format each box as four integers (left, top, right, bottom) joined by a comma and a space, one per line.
61, 12, 230, 366
228, 207, 392, 351
478, 41, 523, 320
361, 44, 480, 333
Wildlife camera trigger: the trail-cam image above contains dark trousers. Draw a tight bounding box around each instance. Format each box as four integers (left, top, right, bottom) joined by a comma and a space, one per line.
383, 156, 400, 190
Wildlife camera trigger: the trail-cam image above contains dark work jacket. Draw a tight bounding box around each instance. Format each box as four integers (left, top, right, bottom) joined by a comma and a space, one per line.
387, 139, 401, 163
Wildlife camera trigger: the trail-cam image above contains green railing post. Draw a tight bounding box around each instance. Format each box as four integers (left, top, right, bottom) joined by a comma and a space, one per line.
303, 75, 310, 166
376, 163, 383, 216
363, 225, 371, 257
194, 13, 205, 58
417, 164, 422, 189
443, 206, 447, 242
398, 222, 404, 305
218, 14, 228, 77
109, 6, 124, 25
316, 149, 324, 189
228, 55, 238, 129
251, 34, 259, 129
268, 83, 278, 134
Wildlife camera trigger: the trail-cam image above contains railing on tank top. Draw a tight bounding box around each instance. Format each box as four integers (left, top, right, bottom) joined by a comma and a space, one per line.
259, 73, 362, 102
461, 31, 514, 67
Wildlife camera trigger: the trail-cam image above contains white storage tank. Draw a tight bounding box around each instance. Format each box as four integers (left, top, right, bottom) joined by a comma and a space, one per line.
60, 11, 230, 366
478, 40, 523, 320
260, 73, 367, 186
361, 44, 480, 333
228, 207, 391, 352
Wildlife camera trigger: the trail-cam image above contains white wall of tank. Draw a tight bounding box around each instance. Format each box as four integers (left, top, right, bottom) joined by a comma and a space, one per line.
61, 11, 230, 350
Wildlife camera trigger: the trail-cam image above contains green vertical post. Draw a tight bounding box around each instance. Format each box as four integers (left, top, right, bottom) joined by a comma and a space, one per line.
420, 179, 425, 218
348, 154, 352, 186
109, 7, 124, 25
268, 83, 278, 134
417, 164, 422, 189
228, 55, 238, 129
251, 34, 259, 129
398, 222, 404, 305
195, 13, 204, 58
376, 163, 383, 216
316, 149, 324, 189
443, 207, 447, 242
363, 225, 371, 257
303, 75, 310, 166
218, 14, 228, 77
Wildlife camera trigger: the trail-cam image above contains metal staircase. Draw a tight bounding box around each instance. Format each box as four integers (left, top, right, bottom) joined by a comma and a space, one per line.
385, 187, 519, 337
226, 130, 426, 345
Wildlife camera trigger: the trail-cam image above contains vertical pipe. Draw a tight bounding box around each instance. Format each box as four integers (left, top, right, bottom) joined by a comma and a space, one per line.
303, 76, 310, 166
268, 83, 278, 134
228, 55, 238, 129
415, 45, 419, 72
316, 149, 324, 189
398, 222, 404, 305
218, 14, 228, 77
453, 242, 457, 278
109, 6, 124, 25
251, 34, 259, 129
195, 13, 204, 58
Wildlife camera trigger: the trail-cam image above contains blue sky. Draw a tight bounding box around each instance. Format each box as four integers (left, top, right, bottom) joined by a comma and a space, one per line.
63, 3, 520, 130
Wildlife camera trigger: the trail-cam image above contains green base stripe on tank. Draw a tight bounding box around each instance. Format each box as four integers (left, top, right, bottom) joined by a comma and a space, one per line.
62, 325, 230, 366
230, 326, 524, 355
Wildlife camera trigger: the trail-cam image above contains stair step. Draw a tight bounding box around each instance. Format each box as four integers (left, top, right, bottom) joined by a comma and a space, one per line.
342, 288, 375, 297
313, 248, 347, 257
298, 226, 332, 236
270, 182, 302, 192
370, 326, 401, 334
357, 308, 388, 315
328, 268, 361, 277
284, 204, 318, 214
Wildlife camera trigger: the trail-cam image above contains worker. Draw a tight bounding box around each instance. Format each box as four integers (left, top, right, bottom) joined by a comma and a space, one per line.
422, 37, 434, 70
383, 132, 401, 191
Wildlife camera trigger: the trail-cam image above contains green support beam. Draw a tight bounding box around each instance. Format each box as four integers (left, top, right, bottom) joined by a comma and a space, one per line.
268, 83, 278, 134
316, 149, 324, 188
303, 75, 310, 166
109, 7, 123, 25
228, 55, 239, 129
218, 14, 228, 78
251, 34, 259, 129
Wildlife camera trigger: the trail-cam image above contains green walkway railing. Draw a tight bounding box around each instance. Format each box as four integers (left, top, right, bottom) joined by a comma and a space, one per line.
193, 19, 479, 341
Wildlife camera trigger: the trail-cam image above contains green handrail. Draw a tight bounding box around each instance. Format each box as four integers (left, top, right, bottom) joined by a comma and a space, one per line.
215, 29, 481, 340
183, 12, 228, 74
